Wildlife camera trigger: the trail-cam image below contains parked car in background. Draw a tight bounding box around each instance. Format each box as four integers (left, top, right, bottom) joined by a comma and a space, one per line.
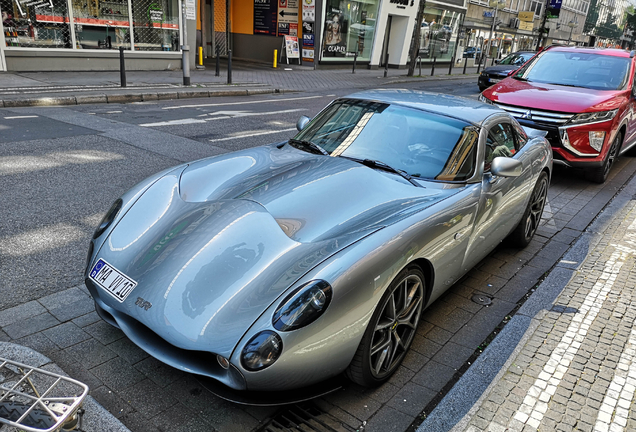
85, 90, 552, 396
480, 46, 635, 183
478, 51, 536, 91
464, 46, 481, 58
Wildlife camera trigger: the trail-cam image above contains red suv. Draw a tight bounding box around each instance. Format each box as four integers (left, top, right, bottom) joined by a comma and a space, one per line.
479, 46, 635, 183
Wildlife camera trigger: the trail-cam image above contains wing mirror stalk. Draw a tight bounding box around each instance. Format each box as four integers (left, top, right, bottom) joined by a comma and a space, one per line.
491, 157, 523, 177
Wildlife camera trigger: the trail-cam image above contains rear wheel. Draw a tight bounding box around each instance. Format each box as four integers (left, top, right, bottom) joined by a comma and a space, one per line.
346, 266, 425, 387
585, 132, 622, 184
509, 171, 549, 248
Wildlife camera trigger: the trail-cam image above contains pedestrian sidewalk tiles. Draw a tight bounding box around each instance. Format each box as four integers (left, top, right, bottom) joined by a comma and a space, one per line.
462, 196, 636, 432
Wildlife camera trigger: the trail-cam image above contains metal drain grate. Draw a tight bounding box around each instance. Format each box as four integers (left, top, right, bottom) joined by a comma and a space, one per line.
471, 294, 493, 306
259, 402, 356, 432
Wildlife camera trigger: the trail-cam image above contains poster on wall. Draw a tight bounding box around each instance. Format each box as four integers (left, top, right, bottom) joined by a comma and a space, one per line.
285, 36, 300, 58
302, 48, 314, 61
323, 7, 347, 57
279, 0, 299, 25
302, 0, 315, 22
278, 22, 290, 35
254, 0, 278, 36
290, 23, 298, 36
303, 33, 314, 46
185, 0, 196, 20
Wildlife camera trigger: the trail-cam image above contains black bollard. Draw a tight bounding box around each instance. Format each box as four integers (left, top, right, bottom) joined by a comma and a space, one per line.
463, 56, 467, 74
352, 52, 357, 74
431, 56, 436, 76
384, 53, 389, 78
227, 49, 232, 84
448, 56, 454, 75
215, 45, 220, 77
477, 55, 482, 74
119, 46, 126, 87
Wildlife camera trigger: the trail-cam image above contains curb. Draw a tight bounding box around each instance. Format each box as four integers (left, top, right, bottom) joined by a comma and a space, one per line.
0, 342, 130, 432
0, 87, 288, 108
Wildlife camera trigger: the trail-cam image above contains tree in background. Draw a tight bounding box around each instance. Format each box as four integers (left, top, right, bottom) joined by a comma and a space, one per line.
584, 0, 600, 34
407, 0, 427, 77
595, 13, 622, 40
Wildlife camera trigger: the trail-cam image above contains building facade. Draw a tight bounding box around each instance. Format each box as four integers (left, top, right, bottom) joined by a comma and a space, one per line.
0, 0, 197, 70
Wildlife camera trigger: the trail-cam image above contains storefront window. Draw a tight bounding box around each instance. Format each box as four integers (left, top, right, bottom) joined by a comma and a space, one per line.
2, 0, 179, 50
131, 0, 179, 51
321, 0, 379, 61
419, 6, 463, 62
72, 0, 131, 49
1, 0, 73, 47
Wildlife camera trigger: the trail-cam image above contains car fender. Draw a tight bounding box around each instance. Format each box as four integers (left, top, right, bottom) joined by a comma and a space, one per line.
228, 185, 481, 391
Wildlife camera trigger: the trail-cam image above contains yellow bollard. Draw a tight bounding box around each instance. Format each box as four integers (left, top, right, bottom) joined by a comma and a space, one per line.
198, 47, 203, 66
273, 50, 277, 68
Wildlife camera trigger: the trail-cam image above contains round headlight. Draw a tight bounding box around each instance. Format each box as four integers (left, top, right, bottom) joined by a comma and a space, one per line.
241, 331, 283, 371
272, 280, 332, 332
93, 198, 123, 239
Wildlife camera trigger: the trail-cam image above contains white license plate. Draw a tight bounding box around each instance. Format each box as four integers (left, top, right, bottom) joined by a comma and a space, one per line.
489, 78, 501, 83
89, 259, 137, 303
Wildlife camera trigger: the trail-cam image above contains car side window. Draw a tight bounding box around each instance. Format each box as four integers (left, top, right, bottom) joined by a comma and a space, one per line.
513, 124, 528, 149
484, 123, 516, 172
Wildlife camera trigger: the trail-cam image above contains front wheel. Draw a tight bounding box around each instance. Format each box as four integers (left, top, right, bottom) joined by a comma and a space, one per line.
509, 171, 549, 248
346, 266, 425, 387
585, 132, 622, 184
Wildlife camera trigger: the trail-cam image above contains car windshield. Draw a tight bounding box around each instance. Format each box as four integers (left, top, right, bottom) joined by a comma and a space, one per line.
515, 50, 631, 90
499, 52, 533, 66
294, 99, 479, 182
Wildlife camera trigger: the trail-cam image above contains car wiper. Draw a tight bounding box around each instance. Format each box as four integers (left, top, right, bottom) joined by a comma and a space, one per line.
543, 82, 580, 88
340, 156, 422, 187
513, 76, 529, 81
287, 138, 329, 155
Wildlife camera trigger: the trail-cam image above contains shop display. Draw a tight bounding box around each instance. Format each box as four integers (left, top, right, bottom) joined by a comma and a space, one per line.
1, 0, 178, 50
321, 0, 378, 61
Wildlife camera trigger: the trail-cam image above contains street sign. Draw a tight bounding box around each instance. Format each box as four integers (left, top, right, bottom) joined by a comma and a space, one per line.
518, 11, 534, 22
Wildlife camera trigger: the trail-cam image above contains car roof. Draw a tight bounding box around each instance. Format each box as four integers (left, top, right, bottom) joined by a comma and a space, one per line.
344, 89, 503, 126
547, 45, 631, 58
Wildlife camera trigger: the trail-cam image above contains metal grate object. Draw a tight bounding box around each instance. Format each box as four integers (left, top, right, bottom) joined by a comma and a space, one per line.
259, 403, 356, 432
0, 357, 88, 432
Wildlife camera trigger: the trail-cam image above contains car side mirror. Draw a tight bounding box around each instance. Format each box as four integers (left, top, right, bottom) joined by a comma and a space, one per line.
491, 157, 522, 177
494, 59, 500, 64
296, 116, 310, 132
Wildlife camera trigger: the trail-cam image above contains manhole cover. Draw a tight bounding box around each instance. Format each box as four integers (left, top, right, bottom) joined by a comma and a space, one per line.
471, 294, 492, 306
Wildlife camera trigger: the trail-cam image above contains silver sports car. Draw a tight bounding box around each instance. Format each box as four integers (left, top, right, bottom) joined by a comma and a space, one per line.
85, 90, 552, 393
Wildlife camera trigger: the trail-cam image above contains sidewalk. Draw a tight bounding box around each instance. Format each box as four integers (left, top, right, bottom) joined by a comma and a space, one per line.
0, 63, 482, 107
418, 171, 636, 432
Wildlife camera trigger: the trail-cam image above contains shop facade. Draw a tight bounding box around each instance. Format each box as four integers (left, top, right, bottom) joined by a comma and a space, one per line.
0, 0, 196, 70
217, 0, 467, 69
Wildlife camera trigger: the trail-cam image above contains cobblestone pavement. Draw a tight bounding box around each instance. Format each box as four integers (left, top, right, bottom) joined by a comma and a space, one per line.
458, 181, 636, 432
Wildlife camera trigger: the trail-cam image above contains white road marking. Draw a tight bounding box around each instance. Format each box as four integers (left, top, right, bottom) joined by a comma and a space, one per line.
208, 128, 296, 143
594, 327, 636, 432
204, 108, 306, 120
141, 109, 306, 127
163, 95, 325, 110
4, 115, 38, 119
139, 118, 208, 127
512, 243, 631, 430
106, 111, 123, 114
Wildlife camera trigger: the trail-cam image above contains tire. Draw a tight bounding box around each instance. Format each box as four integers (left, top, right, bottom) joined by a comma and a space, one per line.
585, 132, 622, 184
0, 401, 56, 429
509, 171, 549, 248
346, 266, 425, 387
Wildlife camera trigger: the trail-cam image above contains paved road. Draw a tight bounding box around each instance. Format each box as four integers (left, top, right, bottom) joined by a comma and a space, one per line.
1, 78, 635, 432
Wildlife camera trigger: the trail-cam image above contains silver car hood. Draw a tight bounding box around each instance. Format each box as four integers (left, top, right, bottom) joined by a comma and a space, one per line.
99, 146, 458, 357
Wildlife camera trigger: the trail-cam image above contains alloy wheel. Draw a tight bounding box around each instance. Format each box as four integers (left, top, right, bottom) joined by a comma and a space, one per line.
602, 134, 621, 179
369, 274, 423, 378
524, 176, 548, 241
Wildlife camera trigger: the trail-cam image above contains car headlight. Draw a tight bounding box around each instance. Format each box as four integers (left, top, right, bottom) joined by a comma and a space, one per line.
478, 94, 494, 105
241, 331, 283, 371
568, 109, 618, 125
272, 280, 332, 332
93, 198, 123, 239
